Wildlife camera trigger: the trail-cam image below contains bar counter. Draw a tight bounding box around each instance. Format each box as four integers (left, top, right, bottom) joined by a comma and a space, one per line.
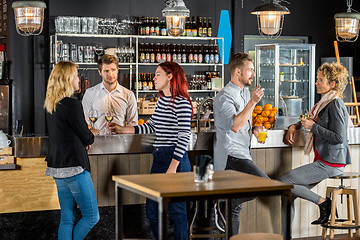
2, 128, 360, 238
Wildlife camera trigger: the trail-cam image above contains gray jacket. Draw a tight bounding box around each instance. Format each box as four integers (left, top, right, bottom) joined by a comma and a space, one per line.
310, 98, 351, 165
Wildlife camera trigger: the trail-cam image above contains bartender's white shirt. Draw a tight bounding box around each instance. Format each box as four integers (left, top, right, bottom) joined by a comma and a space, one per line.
82, 81, 138, 134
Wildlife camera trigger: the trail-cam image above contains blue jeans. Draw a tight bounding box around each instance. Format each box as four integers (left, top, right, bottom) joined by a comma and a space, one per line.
54, 170, 100, 240
146, 146, 191, 240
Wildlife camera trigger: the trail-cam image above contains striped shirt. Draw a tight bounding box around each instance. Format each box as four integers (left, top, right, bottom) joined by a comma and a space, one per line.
134, 95, 192, 161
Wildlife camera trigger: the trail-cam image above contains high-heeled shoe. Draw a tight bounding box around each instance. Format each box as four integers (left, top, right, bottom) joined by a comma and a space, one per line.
311, 198, 332, 225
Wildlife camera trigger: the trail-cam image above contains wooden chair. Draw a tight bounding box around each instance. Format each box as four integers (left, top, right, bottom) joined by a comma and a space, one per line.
344, 77, 360, 127
230, 233, 283, 240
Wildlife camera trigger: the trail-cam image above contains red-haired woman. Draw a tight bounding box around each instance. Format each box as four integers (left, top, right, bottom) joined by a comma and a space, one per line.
109, 62, 193, 240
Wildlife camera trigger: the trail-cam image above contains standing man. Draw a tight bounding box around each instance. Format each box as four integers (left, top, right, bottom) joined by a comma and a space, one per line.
82, 54, 138, 134
213, 52, 268, 236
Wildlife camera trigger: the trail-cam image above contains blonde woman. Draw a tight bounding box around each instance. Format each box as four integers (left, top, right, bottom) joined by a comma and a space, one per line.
280, 62, 351, 231
44, 61, 99, 240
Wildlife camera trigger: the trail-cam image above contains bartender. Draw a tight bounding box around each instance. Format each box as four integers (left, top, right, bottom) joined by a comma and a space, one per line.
82, 54, 138, 135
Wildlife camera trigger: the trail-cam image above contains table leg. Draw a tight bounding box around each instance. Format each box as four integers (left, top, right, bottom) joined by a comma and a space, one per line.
225, 199, 232, 239
284, 190, 292, 240
158, 198, 168, 240
115, 184, 123, 240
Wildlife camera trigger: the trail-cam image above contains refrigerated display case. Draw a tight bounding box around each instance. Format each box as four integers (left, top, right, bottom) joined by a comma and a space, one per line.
255, 43, 315, 117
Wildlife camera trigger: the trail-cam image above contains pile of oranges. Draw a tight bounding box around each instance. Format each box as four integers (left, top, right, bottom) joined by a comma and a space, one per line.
138, 119, 149, 125
252, 103, 278, 129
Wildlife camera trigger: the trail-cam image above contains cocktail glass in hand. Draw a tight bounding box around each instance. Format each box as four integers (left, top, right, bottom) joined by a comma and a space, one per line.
258, 127, 268, 144
299, 109, 310, 120
88, 109, 98, 128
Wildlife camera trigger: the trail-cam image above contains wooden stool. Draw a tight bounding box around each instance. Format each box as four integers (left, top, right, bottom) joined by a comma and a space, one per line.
230, 233, 283, 240
321, 172, 360, 240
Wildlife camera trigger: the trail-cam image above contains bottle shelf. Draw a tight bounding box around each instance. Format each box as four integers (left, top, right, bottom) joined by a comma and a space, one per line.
55, 33, 222, 41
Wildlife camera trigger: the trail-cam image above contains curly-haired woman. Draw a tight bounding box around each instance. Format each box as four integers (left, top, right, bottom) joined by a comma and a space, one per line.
280, 62, 351, 231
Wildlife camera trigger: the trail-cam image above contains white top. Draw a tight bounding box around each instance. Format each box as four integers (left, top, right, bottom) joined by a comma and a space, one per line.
82, 82, 138, 134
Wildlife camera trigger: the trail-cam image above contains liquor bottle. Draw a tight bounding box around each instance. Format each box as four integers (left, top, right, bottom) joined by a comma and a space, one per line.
148, 73, 154, 90
191, 17, 197, 37
202, 17, 207, 37
139, 43, 145, 63
193, 44, 198, 63
143, 73, 149, 90
207, 17, 212, 37
188, 44, 193, 63
181, 44, 187, 63
204, 44, 210, 63
161, 43, 166, 63
207, 74, 212, 90
214, 45, 220, 64
138, 73, 143, 90
155, 17, 160, 36
198, 45, 203, 63
149, 17, 154, 36
145, 18, 150, 35
182, 17, 188, 36
166, 44, 171, 62
160, 20, 167, 36
172, 44, 177, 62
145, 43, 150, 63
150, 43, 155, 63
186, 18, 192, 37
155, 43, 161, 63
197, 17, 203, 37
176, 44, 182, 63
209, 45, 215, 64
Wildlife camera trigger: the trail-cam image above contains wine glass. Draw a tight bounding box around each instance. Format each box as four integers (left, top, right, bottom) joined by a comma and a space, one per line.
105, 109, 115, 134
88, 109, 98, 128
95, 43, 104, 61
299, 108, 310, 120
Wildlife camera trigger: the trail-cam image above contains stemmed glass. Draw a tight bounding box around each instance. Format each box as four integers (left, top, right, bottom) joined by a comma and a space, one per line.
105, 108, 115, 134
88, 109, 98, 128
299, 108, 310, 120
95, 43, 104, 61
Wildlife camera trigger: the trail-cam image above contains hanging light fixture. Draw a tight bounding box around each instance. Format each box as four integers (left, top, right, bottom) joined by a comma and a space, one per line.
251, 0, 290, 39
12, 1, 46, 36
162, 0, 190, 37
334, 0, 360, 42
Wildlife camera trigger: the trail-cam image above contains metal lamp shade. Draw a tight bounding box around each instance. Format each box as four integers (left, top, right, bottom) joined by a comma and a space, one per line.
251, 1, 290, 39
12, 1, 46, 36
335, 12, 360, 42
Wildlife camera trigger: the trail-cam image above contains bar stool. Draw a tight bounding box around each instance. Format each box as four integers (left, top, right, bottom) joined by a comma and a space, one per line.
230, 233, 283, 240
321, 172, 360, 240
188, 200, 226, 239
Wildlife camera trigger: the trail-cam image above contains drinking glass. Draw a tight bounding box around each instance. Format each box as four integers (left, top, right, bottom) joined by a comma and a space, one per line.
95, 43, 104, 62
105, 109, 115, 134
89, 109, 98, 128
299, 109, 310, 119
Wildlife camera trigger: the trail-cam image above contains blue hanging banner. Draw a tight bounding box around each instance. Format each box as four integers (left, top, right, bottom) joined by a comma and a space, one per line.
217, 10, 232, 65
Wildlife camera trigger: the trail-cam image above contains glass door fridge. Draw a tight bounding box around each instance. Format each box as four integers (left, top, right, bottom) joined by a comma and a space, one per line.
255, 43, 316, 119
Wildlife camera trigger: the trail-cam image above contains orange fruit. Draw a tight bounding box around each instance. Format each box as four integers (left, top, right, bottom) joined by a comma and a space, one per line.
261, 110, 271, 117
253, 105, 263, 114
252, 112, 257, 118
264, 122, 272, 129
255, 116, 264, 123
269, 111, 276, 118
145, 119, 149, 123
138, 119, 145, 125
262, 117, 268, 122
253, 123, 263, 127
264, 103, 272, 110
272, 107, 278, 113
268, 117, 276, 124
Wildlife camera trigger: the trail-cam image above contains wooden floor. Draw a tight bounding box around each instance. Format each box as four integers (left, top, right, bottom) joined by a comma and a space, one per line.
294, 234, 360, 240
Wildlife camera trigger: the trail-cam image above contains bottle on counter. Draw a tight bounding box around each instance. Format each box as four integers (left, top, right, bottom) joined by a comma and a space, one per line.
188, 44, 193, 63
193, 44, 198, 63
150, 43, 155, 63
172, 44, 177, 62
160, 20, 167, 36
181, 44, 187, 63
155, 43, 161, 63
139, 43, 145, 63
161, 43, 166, 63
166, 43, 171, 62
145, 18, 150, 35
207, 17, 212, 37
198, 45, 203, 63
176, 44, 182, 63
204, 44, 210, 64
155, 17, 160, 36
214, 44, 220, 64
145, 43, 150, 63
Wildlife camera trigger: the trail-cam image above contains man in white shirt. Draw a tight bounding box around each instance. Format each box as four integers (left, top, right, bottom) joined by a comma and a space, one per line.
82, 54, 138, 135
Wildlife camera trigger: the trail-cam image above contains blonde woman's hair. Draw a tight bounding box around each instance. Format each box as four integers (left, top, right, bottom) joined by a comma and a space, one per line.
318, 62, 349, 98
44, 61, 78, 113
